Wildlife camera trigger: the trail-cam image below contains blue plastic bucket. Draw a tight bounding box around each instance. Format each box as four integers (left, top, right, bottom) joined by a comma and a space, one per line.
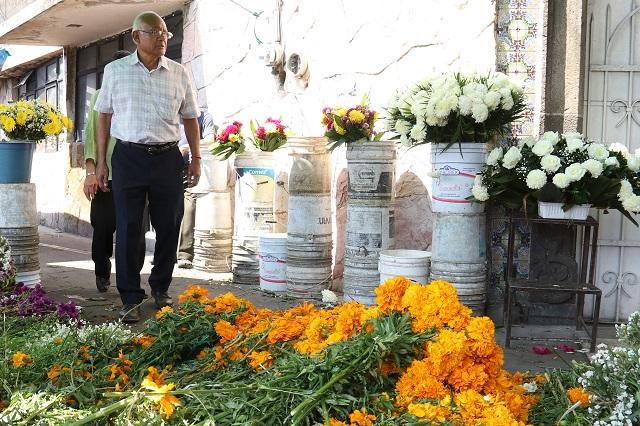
0, 141, 35, 184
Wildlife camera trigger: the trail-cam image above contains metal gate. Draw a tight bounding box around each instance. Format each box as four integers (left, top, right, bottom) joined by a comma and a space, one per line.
584, 0, 640, 322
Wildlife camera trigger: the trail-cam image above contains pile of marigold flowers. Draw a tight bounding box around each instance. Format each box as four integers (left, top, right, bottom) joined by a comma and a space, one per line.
1, 278, 540, 425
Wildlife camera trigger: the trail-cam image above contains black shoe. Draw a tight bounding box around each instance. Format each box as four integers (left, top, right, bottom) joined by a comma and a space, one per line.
96, 276, 110, 293
119, 304, 141, 323
152, 291, 173, 310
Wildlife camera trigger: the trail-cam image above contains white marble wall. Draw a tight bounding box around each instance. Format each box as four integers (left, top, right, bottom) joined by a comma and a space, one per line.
182, 0, 497, 287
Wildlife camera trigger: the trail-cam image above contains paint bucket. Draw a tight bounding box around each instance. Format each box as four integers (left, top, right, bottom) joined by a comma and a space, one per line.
259, 233, 288, 292
191, 142, 229, 193
0, 183, 40, 286
346, 141, 396, 200
431, 142, 486, 213
378, 249, 431, 284
286, 137, 333, 298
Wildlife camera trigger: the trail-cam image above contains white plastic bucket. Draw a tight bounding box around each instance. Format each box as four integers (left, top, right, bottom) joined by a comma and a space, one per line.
259, 233, 288, 292
191, 143, 229, 193
287, 194, 332, 240
194, 191, 232, 231
343, 260, 380, 305
431, 143, 486, 213
288, 137, 332, 194
345, 203, 394, 260
378, 250, 431, 284
234, 152, 275, 237
346, 141, 396, 200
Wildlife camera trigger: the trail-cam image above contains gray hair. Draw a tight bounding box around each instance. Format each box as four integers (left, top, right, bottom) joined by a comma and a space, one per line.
132, 11, 162, 31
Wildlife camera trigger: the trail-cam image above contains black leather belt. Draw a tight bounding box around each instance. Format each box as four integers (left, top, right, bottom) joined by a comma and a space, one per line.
118, 140, 178, 155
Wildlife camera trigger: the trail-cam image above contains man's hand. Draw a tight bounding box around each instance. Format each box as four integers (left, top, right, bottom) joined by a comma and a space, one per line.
96, 162, 110, 192
83, 175, 99, 200
187, 159, 201, 188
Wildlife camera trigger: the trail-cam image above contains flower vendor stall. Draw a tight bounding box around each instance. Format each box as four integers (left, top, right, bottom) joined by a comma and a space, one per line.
323, 96, 396, 305
386, 71, 526, 313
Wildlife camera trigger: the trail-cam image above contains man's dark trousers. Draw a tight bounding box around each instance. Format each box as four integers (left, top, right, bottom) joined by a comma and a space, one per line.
111, 142, 184, 305
90, 182, 147, 283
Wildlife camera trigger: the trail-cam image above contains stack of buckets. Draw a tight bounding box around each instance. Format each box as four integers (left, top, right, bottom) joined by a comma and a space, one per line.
343, 141, 396, 305
191, 144, 233, 272
429, 143, 487, 314
232, 152, 275, 284
286, 137, 333, 299
0, 183, 40, 286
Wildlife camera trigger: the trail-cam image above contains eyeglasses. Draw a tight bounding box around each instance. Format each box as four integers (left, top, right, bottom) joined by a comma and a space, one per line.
137, 29, 173, 39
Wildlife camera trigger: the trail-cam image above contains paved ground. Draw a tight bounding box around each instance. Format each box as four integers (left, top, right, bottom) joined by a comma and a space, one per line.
36, 226, 617, 373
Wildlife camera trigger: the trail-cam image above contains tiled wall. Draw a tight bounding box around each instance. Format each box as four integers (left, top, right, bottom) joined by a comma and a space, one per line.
490, 0, 547, 316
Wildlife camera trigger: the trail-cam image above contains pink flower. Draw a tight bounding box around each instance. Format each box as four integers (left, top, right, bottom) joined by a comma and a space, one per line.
256, 126, 266, 139
532, 345, 552, 355
556, 343, 575, 353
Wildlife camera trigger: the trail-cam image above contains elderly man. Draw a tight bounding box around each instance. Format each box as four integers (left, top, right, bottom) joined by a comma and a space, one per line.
94, 11, 201, 323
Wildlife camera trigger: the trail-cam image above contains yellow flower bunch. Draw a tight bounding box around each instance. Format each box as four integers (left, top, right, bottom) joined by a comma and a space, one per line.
141, 366, 181, 418
0, 99, 72, 142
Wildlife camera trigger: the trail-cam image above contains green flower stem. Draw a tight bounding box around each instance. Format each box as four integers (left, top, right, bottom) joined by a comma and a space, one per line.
290, 348, 372, 424
67, 394, 136, 426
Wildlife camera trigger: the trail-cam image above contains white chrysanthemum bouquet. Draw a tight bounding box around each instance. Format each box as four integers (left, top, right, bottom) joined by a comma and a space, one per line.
471, 132, 640, 224
385, 71, 525, 150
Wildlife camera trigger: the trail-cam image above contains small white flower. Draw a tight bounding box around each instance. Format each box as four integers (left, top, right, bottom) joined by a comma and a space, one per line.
540, 154, 561, 173
472, 184, 490, 201
552, 173, 571, 189
321, 289, 338, 304
540, 131, 560, 145
605, 156, 620, 167
532, 139, 554, 156
622, 194, 640, 213
627, 154, 640, 172
609, 142, 629, 156
483, 90, 501, 109
486, 147, 503, 166
458, 95, 473, 115
565, 137, 585, 153
395, 119, 412, 135
409, 123, 426, 141
526, 169, 547, 189
263, 122, 278, 134
588, 143, 609, 161
619, 180, 634, 201
471, 102, 489, 123
582, 158, 604, 177
565, 163, 587, 182
400, 134, 412, 147
523, 382, 538, 393
502, 146, 522, 169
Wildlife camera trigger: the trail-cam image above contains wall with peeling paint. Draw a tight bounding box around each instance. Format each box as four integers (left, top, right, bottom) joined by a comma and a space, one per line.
181, 0, 496, 289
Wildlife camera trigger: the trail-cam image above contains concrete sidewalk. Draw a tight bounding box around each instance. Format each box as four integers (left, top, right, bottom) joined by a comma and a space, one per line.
36, 226, 615, 373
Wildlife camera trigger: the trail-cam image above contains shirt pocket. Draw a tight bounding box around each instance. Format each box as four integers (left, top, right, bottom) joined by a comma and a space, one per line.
155, 88, 180, 121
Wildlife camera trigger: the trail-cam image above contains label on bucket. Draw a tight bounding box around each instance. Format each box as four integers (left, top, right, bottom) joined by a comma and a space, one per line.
288, 194, 332, 236
260, 253, 287, 292
236, 167, 275, 203
345, 206, 394, 258
431, 144, 485, 213
235, 206, 274, 236
347, 163, 393, 198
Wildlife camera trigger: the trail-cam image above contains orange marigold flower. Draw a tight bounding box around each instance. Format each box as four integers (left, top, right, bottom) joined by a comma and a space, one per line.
196, 349, 208, 360
214, 320, 239, 344
133, 335, 156, 348
12, 352, 32, 368
155, 306, 174, 320
567, 387, 590, 407
407, 402, 450, 422
349, 408, 376, 426
177, 285, 209, 304
206, 292, 245, 314
380, 360, 399, 377
142, 371, 181, 419
328, 418, 348, 426
396, 359, 449, 406
375, 276, 411, 312
47, 363, 61, 380
248, 350, 273, 370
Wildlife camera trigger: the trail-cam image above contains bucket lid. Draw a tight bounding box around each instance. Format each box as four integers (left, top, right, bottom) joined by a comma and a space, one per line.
379, 249, 431, 260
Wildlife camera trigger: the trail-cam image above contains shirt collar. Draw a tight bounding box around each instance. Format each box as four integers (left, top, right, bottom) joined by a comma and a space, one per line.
130, 50, 169, 70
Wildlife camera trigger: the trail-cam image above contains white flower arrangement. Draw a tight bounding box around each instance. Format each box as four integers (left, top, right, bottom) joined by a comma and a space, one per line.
385, 71, 526, 150
471, 133, 640, 224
